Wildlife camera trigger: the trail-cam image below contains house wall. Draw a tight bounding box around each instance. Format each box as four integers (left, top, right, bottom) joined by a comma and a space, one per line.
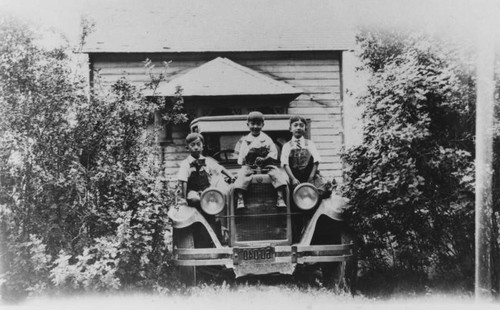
90, 51, 344, 182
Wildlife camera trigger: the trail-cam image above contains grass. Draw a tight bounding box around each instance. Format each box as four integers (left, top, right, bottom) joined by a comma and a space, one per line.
1, 286, 492, 310
0, 271, 493, 309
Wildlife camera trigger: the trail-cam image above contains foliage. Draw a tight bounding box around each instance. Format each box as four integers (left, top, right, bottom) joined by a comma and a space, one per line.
0, 15, 185, 300
491, 60, 500, 295
342, 28, 476, 292
51, 237, 121, 291
0, 15, 88, 300
143, 58, 188, 126
0, 234, 52, 297
53, 77, 178, 292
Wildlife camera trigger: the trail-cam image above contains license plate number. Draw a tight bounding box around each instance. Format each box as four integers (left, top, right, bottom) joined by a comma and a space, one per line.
235, 247, 275, 263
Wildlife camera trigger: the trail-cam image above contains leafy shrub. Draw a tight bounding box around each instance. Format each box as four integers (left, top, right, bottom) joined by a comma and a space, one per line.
0, 15, 88, 300
342, 29, 476, 292
0, 15, 185, 300
0, 234, 52, 300
51, 237, 120, 291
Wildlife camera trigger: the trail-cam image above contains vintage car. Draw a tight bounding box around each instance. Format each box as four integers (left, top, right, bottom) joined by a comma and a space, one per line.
168, 114, 356, 290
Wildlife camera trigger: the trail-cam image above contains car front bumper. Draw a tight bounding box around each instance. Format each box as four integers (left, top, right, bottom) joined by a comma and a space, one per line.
173, 243, 354, 276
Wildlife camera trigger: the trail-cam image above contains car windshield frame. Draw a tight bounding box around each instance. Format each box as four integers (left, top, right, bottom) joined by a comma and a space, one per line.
191, 114, 310, 167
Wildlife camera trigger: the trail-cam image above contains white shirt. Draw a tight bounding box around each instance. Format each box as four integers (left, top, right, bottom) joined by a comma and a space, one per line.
280, 137, 321, 167
177, 155, 223, 182
237, 132, 277, 165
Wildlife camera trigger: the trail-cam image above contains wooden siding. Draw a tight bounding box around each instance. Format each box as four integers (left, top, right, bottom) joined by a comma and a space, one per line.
91, 51, 344, 182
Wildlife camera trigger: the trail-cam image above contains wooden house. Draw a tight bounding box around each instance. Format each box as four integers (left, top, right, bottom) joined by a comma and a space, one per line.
82, 1, 354, 182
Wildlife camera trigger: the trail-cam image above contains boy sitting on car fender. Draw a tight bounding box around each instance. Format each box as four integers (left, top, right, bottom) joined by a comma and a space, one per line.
280, 116, 334, 197
233, 111, 288, 209
177, 133, 233, 206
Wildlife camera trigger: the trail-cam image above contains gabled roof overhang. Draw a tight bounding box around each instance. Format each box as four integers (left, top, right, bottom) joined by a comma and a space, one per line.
145, 57, 302, 99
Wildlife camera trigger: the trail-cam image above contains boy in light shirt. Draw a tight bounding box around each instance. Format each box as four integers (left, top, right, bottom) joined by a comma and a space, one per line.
177, 133, 233, 206
280, 116, 322, 187
233, 111, 288, 209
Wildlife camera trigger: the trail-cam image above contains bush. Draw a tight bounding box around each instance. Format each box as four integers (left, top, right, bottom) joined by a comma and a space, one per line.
0, 234, 52, 300
342, 29, 476, 292
0, 15, 88, 300
51, 238, 121, 291
0, 15, 185, 300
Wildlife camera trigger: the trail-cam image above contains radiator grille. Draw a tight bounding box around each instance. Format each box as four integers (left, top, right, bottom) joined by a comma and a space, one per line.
234, 183, 288, 242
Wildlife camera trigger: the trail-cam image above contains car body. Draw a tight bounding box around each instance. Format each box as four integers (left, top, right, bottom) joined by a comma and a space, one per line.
168, 114, 356, 288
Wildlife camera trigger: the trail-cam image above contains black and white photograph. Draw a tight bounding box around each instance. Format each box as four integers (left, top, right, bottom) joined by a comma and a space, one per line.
0, 0, 499, 308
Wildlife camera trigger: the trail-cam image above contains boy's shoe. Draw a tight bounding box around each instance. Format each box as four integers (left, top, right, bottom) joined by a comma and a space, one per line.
236, 198, 245, 209
276, 197, 286, 208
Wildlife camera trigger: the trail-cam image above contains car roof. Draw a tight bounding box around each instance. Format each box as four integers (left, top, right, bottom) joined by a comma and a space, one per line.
191, 114, 305, 133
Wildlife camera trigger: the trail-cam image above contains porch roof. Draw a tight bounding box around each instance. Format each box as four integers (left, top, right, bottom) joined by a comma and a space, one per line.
146, 57, 302, 97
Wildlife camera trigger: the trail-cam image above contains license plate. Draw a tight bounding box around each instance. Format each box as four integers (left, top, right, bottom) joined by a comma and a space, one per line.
235, 247, 275, 264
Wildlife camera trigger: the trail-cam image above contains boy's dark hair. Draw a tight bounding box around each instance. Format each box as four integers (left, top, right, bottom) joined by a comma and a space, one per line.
290, 115, 307, 126
186, 132, 204, 144
247, 111, 264, 123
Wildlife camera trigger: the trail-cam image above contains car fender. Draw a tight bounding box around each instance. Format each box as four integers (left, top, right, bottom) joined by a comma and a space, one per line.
168, 204, 223, 248
299, 194, 348, 245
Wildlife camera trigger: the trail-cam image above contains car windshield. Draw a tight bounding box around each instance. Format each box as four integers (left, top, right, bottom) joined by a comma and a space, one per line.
203, 133, 241, 160
202, 131, 292, 167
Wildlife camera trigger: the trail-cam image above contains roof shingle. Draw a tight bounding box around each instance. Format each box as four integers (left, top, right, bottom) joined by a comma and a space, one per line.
146, 57, 302, 97
145, 57, 302, 97
83, 0, 355, 53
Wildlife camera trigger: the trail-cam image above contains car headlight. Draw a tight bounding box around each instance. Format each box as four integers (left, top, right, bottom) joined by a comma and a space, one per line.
293, 183, 319, 210
200, 188, 225, 215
